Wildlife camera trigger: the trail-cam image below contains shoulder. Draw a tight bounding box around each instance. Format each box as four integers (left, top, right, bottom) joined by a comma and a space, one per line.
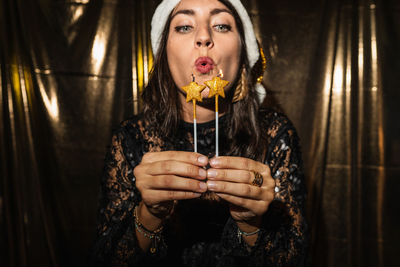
258, 108, 298, 141
106, 115, 143, 150
104, 114, 147, 167
258, 108, 302, 161
113, 114, 145, 140
112, 113, 165, 154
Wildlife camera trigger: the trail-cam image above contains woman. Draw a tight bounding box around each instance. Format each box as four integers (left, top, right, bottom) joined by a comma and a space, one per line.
91, 0, 308, 266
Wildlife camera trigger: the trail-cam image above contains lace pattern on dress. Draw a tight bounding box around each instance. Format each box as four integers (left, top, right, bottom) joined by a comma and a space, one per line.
91, 110, 308, 266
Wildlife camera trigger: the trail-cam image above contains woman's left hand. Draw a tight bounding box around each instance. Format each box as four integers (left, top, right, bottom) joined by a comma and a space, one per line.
206, 156, 275, 224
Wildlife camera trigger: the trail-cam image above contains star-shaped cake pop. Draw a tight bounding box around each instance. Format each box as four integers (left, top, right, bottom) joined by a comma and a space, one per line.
182, 82, 206, 102
205, 76, 229, 98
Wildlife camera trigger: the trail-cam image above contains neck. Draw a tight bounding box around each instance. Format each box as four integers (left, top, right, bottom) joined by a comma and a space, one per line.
179, 93, 227, 123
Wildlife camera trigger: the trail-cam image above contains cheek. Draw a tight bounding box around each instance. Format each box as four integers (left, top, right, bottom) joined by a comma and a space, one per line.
167, 36, 182, 68
167, 36, 192, 86
221, 38, 242, 79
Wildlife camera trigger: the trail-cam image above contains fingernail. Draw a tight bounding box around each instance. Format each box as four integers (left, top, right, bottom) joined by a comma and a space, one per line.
207, 169, 217, 178
199, 168, 207, 178
198, 156, 208, 165
207, 181, 216, 190
199, 182, 207, 191
209, 158, 218, 166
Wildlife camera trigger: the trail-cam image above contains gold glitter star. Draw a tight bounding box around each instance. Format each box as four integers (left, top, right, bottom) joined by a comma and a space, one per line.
205, 76, 229, 98
182, 82, 206, 102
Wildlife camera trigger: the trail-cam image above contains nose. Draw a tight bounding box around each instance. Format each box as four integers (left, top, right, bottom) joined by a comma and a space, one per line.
195, 27, 214, 49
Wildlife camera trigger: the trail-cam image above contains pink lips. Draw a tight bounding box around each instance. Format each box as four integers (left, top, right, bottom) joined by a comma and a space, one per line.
195, 57, 214, 74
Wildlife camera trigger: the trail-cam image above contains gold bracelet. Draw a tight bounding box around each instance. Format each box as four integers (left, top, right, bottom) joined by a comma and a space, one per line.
133, 205, 164, 253
134, 205, 164, 235
237, 227, 260, 244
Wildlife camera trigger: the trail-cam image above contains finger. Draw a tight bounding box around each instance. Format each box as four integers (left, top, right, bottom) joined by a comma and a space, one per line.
207, 168, 253, 184
206, 180, 263, 200
143, 189, 202, 203
216, 193, 270, 215
146, 160, 207, 180
151, 175, 208, 193
209, 156, 272, 181
207, 168, 275, 189
142, 151, 208, 166
209, 156, 256, 170
210, 156, 267, 172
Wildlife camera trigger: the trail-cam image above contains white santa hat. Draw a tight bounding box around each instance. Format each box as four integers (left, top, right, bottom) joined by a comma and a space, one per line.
150, 0, 266, 103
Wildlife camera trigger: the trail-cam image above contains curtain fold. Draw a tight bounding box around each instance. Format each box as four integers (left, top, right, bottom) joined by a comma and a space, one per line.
256, 0, 398, 266
0, 0, 398, 266
0, 0, 154, 266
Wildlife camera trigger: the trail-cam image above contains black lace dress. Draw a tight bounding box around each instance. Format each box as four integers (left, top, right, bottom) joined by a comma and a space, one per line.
91, 109, 308, 266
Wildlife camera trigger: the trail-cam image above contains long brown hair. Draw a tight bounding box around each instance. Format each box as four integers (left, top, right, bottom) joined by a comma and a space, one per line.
142, 0, 266, 160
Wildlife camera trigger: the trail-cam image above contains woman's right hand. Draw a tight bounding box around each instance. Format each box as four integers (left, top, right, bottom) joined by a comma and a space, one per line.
134, 151, 209, 219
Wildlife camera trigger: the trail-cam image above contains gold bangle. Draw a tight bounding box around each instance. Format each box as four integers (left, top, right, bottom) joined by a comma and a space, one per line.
134, 205, 164, 236
134, 205, 164, 253
237, 227, 261, 244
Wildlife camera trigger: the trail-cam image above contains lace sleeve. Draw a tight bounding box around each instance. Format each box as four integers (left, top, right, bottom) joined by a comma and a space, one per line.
259, 119, 309, 266
90, 128, 166, 266
213, 115, 308, 267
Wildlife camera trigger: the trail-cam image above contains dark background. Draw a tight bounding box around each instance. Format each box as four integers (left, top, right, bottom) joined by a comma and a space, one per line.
1, 0, 399, 266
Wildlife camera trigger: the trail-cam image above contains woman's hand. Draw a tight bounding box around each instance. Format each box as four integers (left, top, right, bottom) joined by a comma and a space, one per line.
134, 151, 208, 219
206, 156, 275, 224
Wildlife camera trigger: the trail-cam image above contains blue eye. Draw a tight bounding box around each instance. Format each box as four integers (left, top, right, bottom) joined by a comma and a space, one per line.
214, 24, 232, 32
175, 25, 193, 33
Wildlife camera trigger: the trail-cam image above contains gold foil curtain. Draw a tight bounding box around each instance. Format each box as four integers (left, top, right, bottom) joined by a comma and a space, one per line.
293, 0, 387, 265
0, 0, 399, 266
0, 0, 154, 266
249, 0, 398, 266
133, 0, 154, 114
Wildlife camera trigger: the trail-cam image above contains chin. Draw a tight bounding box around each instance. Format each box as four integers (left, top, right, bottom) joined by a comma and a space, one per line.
200, 87, 210, 98
200, 191, 222, 202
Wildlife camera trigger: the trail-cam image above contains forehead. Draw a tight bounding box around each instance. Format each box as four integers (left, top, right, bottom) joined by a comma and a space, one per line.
172, 0, 231, 16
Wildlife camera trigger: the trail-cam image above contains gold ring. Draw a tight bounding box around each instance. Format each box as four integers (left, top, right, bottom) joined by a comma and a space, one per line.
251, 171, 263, 187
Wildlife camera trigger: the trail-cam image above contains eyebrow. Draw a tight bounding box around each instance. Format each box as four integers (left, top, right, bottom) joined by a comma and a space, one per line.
171, 8, 233, 20
210, 8, 232, 16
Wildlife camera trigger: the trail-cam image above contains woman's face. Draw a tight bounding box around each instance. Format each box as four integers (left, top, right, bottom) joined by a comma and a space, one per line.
166, 0, 242, 100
